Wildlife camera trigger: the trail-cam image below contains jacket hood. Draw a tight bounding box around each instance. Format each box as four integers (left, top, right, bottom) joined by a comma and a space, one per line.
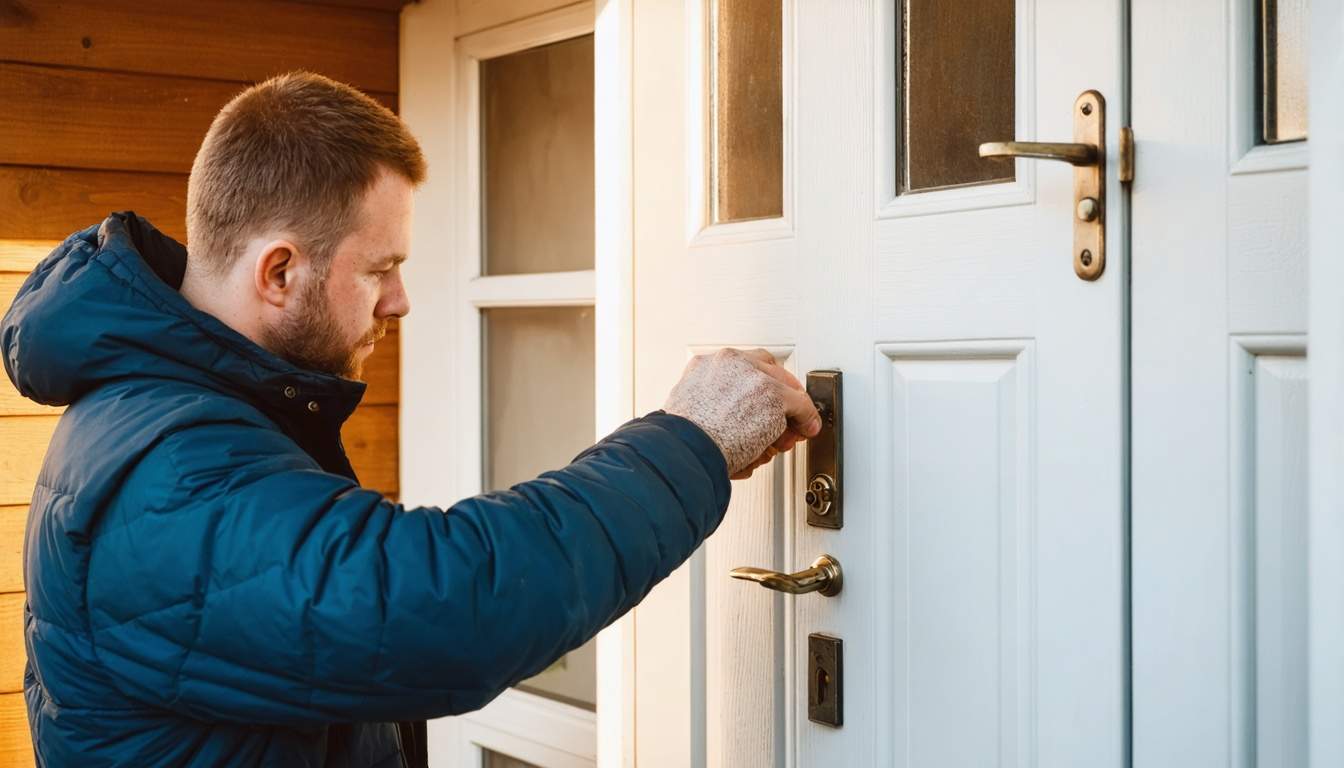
1, 212, 365, 425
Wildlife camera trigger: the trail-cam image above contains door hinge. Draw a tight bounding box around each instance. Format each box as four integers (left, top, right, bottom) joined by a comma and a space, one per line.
1120, 126, 1135, 184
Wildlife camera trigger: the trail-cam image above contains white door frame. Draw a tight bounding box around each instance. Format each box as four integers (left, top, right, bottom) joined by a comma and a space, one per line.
402, 0, 638, 765
1308, 2, 1344, 766
591, 1, 638, 766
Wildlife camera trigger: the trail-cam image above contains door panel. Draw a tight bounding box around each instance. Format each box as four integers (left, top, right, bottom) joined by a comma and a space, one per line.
1132, 0, 1309, 763
632, 1, 1126, 765
876, 341, 1035, 767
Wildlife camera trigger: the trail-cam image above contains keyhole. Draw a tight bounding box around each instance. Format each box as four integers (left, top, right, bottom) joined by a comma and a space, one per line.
815, 664, 830, 704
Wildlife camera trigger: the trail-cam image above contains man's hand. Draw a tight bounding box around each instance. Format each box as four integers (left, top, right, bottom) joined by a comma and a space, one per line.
663, 348, 822, 480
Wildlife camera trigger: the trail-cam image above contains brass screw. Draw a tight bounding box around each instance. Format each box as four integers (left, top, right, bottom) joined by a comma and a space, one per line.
1081, 103, 1093, 116
1080, 249, 1094, 267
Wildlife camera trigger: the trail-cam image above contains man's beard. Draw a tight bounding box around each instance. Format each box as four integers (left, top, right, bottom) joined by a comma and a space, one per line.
261, 278, 386, 380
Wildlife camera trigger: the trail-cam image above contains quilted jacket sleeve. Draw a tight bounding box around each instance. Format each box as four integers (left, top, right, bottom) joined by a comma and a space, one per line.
85, 411, 730, 725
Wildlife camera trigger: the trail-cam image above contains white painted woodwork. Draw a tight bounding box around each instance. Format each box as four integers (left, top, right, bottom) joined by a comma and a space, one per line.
399, 0, 462, 510
1308, 2, 1344, 766
592, 1, 638, 763
1230, 341, 1308, 768
876, 341, 1035, 767
438, 689, 597, 767
1132, 0, 1311, 763
630, 0, 1127, 765
456, 0, 585, 38
467, 272, 597, 308
403, 1, 603, 764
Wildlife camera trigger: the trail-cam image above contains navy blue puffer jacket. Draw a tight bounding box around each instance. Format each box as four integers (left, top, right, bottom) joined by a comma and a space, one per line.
1, 213, 731, 767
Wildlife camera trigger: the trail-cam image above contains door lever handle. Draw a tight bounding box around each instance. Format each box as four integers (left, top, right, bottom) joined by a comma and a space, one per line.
977, 141, 1097, 166
976, 90, 1108, 281
730, 554, 843, 597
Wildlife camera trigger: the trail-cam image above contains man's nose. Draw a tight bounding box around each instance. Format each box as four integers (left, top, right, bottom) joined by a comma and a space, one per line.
379, 274, 411, 319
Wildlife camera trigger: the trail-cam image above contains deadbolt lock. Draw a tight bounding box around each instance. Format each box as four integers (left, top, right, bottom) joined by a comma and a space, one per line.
805, 474, 836, 517
805, 371, 842, 529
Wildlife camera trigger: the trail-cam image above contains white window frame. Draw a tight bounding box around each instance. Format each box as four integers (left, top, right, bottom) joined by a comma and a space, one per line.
403, 0, 638, 765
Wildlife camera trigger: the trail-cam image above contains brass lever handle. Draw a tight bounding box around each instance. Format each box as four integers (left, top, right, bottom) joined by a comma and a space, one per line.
977, 141, 1097, 166
729, 554, 843, 597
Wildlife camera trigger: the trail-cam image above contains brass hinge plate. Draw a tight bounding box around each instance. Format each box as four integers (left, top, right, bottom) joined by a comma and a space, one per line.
1120, 126, 1135, 184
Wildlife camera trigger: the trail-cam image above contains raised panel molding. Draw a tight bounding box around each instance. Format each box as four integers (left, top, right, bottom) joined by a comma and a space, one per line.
1229, 336, 1308, 768
876, 340, 1036, 767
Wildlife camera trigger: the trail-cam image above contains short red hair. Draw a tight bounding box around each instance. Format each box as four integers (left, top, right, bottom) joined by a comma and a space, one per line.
186, 71, 426, 273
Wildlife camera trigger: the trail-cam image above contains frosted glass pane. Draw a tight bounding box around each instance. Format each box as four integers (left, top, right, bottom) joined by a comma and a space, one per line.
483, 750, 542, 768
484, 307, 595, 491
712, 0, 783, 223
901, 0, 1015, 193
1260, 0, 1308, 143
483, 306, 597, 710
481, 35, 594, 275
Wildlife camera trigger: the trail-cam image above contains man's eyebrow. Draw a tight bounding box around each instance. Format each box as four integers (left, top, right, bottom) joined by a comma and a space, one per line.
382, 253, 408, 266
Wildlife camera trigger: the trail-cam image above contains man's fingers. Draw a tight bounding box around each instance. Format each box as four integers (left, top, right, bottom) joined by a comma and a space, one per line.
740, 347, 777, 367
779, 385, 822, 437
741, 350, 805, 392
772, 428, 804, 452
731, 447, 778, 480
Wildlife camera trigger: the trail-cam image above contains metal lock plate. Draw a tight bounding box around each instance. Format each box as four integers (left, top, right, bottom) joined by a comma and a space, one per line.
807, 633, 843, 727
1072, 90, 1106, 281
805, 370, 842, 529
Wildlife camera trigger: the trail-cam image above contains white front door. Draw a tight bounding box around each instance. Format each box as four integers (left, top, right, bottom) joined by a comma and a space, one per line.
630, 1, 1127, 765
1132, 0, 1310, 765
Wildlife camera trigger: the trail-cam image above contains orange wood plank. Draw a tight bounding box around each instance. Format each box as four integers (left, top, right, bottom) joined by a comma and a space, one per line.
343, 404, 399, 497
0, 166, 188, 243
0, 692, 33, 768
0, 271, 63, 418
0, 417, 59, 508
0, 242, 58, 275
0, 594, 23, 695
0, 0, 399, 94
361, 321, 400, 406
0, 379, 60, 420
0, 63, 397, 174
0, 508, 24, 595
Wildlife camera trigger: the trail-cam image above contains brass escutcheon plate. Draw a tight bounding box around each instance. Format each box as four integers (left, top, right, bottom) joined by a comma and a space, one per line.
805, 371, 842, 529
1073, 90, 1106, 281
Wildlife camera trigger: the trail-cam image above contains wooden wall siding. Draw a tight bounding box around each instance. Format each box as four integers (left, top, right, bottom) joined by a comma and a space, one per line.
0, 3, 406, 762
0, 595, 21, 694
0, 64, 397, 175
0, 167, 188, 242
0, 695, 29, 768
291, 0, 410, 11
0, 508, 22, 595
0, 0, 399, 93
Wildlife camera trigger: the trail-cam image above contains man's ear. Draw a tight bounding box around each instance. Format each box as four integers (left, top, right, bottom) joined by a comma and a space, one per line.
253, 239, 302, 308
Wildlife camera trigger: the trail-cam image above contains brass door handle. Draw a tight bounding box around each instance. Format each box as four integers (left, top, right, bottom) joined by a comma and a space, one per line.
977, 141, 1097, 166
729, 554, 843, 597
976, 90, 1108, 281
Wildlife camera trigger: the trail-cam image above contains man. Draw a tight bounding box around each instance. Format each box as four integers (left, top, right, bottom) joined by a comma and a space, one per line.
2, 72, 819, 766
